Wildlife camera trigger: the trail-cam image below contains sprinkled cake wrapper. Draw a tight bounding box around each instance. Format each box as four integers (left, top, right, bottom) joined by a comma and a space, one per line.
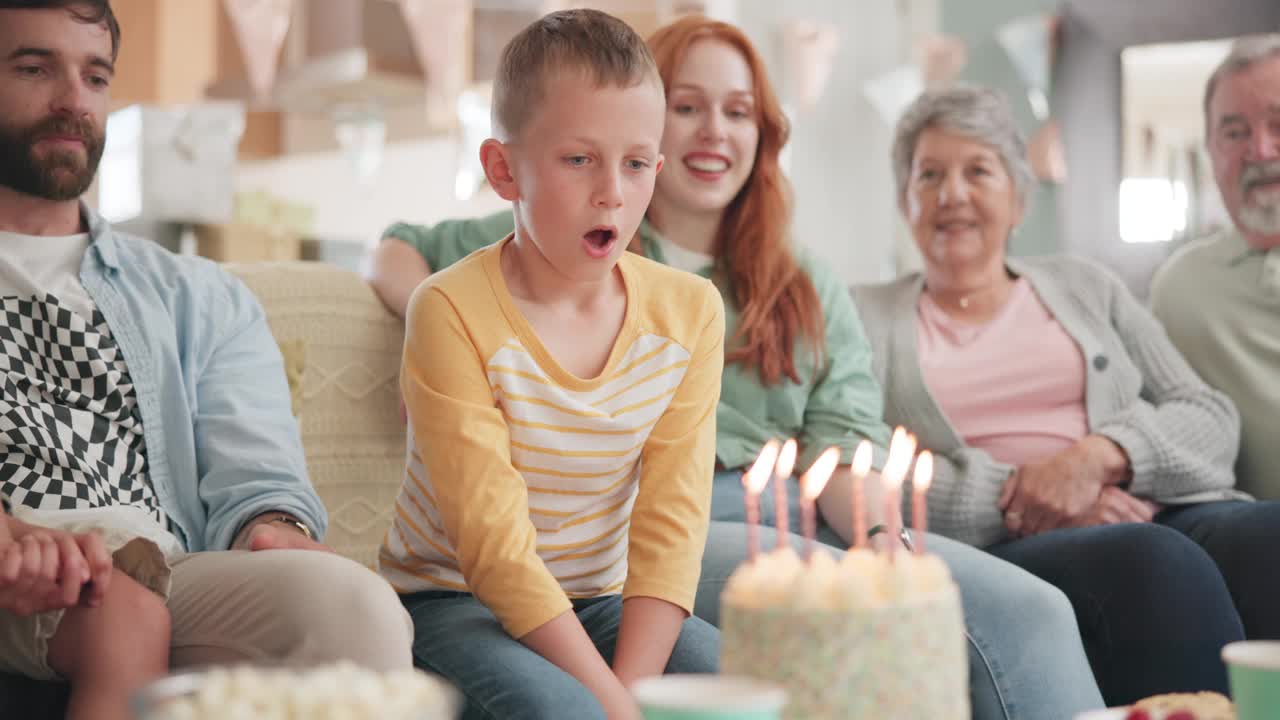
721, 584, 970, 720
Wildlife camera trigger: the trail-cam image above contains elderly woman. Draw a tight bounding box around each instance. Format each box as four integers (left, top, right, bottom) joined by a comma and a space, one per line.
841, 86, 1280, 706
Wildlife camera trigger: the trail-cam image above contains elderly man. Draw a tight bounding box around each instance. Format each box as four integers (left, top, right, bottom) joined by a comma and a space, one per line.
0, 2, 411, 719
1151, 35, 1280, 501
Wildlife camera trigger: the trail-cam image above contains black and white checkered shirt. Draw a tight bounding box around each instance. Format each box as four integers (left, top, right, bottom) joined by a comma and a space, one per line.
0, 292, 167, 526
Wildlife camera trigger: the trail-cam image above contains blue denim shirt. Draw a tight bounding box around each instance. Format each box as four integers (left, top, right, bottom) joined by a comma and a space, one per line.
79, 208, 327, 551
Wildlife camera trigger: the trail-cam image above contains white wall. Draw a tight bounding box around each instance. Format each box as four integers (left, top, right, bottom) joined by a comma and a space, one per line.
733, 0, 917, 285
237, 132, 508, 246
237, 1, 922, 284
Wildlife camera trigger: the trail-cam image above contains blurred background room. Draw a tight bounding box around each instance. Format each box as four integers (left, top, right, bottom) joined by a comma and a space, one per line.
90, 0, 1280, 296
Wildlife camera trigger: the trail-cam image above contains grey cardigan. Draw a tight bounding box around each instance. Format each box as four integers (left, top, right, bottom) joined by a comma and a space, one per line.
853, 255, 1249, 548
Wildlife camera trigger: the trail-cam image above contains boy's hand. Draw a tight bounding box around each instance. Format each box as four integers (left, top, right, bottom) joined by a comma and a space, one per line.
0, 521, 112, 616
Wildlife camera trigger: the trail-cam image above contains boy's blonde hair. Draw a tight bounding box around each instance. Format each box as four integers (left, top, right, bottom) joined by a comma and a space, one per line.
492, 8, 662, 140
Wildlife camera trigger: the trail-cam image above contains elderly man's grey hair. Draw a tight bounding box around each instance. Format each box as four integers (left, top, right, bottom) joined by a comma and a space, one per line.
1203, 34, 1280, 136
891, 85, 1033, 206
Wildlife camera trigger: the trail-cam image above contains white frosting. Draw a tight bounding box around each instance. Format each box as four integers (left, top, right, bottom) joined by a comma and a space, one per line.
723, 548, 956, 610
145, 663, 455, 720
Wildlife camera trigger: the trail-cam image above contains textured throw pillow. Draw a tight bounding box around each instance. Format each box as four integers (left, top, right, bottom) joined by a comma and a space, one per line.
227, 262, 407, 569
277, 338, 305, 417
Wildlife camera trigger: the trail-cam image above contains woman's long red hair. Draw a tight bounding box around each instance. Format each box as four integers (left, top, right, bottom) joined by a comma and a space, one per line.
647, 16, 825, 385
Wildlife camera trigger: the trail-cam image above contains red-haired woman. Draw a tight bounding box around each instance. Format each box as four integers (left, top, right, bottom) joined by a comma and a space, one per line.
367, 15, 1102, 719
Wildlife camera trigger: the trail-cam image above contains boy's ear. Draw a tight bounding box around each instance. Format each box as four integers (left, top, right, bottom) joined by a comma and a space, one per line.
654, 153, 665, 176
480, 138, 520, 202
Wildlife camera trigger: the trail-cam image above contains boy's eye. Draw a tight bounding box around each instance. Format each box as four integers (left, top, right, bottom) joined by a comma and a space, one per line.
626, 159, 650, 171
565, 155, 590, 167
16, 65, 46, 78
672, 104, 697, 115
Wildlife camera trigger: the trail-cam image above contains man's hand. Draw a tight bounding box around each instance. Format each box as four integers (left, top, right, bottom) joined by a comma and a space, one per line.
1000, 436, 1131, 537
232, 517, 333, 553
0, 521, 112, 616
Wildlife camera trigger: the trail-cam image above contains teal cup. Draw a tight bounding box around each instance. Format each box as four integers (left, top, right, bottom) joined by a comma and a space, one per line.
632, 675, 787, 720
1223, 640, 1280, 720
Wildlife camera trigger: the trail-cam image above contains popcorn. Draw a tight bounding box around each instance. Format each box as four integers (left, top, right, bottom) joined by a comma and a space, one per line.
141, 663, 457, 720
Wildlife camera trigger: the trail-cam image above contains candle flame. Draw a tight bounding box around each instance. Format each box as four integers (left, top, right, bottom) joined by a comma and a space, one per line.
744, 439, 781, 495
913, 450, 934, 491
801, 447, 840, 500
775, 438, 798, 479
852, 440, 873, 477
882, 427, 917, 490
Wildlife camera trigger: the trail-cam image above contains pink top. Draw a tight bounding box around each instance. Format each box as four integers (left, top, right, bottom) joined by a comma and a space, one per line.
917, 278, 1088, 467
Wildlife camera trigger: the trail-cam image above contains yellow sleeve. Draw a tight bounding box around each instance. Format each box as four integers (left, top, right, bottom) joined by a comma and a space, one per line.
623, 285, 725, 612
402, 284, 571, 638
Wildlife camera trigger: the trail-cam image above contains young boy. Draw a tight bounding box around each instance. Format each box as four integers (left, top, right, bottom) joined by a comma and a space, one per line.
379, 9, 724, 719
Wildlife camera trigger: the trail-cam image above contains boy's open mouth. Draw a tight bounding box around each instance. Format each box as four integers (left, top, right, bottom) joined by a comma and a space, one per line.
584, 226, 618, 251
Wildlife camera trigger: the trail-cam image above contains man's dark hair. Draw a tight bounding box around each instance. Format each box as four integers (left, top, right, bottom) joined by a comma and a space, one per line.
0, 1, 121, 61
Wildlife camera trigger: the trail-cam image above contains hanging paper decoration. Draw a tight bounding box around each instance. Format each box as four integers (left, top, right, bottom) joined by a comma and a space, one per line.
780, 19, 842, 115
223, 0, 294, 102
997, 14, 1059, 120
400, 0, 472, 130
916, 33, 969, 89
1028, 119, 1067, 183
863, 65, 925, 129
332, 104, 386, 185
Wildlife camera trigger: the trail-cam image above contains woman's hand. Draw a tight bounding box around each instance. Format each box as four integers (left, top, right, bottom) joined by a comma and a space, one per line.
999, 436, 1131, 537
1068, 487, 1162, 528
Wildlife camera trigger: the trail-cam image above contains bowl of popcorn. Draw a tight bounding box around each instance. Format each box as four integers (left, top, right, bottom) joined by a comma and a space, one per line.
132, 662, 460, 720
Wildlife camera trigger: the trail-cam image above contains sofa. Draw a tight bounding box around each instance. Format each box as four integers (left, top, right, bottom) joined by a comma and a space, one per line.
0, 261, 409, 718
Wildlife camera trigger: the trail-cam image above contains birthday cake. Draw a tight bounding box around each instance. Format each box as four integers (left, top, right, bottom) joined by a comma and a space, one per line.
720, 546, 969, 720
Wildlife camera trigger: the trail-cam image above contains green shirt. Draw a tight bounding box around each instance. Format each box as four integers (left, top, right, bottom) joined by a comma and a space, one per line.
1151, 228, 1280, 500
383, 212, 891, 471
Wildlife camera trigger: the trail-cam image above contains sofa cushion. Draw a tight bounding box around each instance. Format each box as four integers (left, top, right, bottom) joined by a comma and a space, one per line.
226, 262, 407, 568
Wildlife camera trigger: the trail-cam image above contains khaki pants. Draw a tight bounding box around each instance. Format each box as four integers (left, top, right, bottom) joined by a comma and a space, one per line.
0, 546, 413, 680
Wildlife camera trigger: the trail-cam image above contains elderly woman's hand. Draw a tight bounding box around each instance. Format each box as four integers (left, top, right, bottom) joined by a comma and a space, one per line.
1067, 487, 1162, 529
999, 435, 1131, 536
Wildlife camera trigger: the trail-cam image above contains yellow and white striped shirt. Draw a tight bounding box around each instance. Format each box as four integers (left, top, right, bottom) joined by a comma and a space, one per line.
380, 238, 724, 638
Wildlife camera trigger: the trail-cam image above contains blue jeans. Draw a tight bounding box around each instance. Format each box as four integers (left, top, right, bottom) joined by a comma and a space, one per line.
703, 470, 1104, 720
402, 592, 718, 720
1157, 501, 1280, 639
987, 523, 1243, 706
985, 500, 1280, 706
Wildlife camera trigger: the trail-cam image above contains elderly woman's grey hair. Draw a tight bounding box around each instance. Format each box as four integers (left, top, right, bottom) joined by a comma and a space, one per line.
1203, 34, 1280, 134
891, 85, 1033, 207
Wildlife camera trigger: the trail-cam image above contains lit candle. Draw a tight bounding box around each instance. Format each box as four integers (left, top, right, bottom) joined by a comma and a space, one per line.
882, 428, 917, 563
912, 450, 933, 554
800, 448, 840, 561
851, 440, 873, 549
743, 440, 781, 562
773, 439, 798, 551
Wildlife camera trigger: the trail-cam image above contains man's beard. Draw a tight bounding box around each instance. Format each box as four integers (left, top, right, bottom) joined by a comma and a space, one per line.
0, 113, 104, 202
1237, 160, 1280, 237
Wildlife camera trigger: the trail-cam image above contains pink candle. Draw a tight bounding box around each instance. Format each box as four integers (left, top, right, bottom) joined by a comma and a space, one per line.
773, 439, 798, 550
851, 440, 873, 549
912, 451, 933, 554
743, 441, 780, 562
882, 428, 916, 563
800, 448, 840, 561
